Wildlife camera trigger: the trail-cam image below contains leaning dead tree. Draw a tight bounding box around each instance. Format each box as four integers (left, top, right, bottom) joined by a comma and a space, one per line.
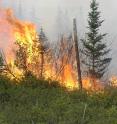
0, 49, 5, 72
73, 18, 82, 89
0, 49, 18, 79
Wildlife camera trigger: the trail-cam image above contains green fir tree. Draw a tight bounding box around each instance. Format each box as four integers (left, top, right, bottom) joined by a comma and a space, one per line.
82, 0, 111, 79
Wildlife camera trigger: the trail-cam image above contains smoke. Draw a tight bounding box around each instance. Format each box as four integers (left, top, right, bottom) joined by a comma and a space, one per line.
0, 6, 37, 63
0, 8, 15, 62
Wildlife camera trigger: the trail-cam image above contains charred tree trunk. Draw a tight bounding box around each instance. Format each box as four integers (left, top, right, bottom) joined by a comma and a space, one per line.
73, 18, 82, 89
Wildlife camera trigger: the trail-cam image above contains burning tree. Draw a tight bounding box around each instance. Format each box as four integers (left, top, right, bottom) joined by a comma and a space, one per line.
15, 25, 53, 79
15, 35, 42, 77
52, 35, 78, 89
15, 41, 29, 75
39, 28, 49, 78
81, 0, 111, 81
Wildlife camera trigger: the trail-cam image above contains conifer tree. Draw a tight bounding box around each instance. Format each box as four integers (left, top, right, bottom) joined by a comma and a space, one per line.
15, 37, 41, 76
15, 43, 28, 74
39, 28, 48, 43
38, 28, 49, 77
82, 0, 111, 79
15, 46, 26, 70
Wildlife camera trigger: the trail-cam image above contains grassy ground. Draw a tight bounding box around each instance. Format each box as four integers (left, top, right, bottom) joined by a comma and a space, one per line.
0, 75, 117, 124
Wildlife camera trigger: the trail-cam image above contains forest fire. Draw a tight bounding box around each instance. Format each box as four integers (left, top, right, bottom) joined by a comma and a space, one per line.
0, 8, 38, 78
0, 1, 116, 123
0, 7, 105, 90
7, 9, 37, 64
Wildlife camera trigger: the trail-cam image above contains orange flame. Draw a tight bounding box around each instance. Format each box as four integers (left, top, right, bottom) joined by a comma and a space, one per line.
110, 76, 117, 87
62, 64, 78, 89
0, 8, 38, 78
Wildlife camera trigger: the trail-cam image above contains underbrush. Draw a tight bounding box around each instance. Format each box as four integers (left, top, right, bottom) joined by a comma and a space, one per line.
0, 75, 117, 124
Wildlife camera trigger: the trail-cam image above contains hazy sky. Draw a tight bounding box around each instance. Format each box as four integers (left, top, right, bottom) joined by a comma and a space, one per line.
1, 0, 117, 75
1, 0, 117, 35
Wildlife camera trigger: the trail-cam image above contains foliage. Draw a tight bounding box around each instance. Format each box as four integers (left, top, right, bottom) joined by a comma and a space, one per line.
15, 44, 28, 72
39, 28, 51, 78
15, 37, 41, 76
39, 28, 48, 43
15, 29, 52, 78
81, 0, 111, 79
0, 75, 116, 124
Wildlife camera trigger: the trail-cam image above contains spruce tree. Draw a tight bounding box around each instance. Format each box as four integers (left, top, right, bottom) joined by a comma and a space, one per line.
15, 38, 40, 76
15, 43, 28, 74
82, 0, 111, 79
39, 28, 48, 78
39, 28, 48, 43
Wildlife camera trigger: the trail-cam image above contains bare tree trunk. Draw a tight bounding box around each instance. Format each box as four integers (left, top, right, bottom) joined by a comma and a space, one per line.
73, 18, 82, 90
40, 46, 44, 78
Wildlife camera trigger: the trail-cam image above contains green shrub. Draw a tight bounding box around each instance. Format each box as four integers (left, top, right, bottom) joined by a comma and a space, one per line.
0, 75, 117, 124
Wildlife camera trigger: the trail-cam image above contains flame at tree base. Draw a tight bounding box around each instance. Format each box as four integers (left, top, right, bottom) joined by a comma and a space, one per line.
61, 64, 78, 89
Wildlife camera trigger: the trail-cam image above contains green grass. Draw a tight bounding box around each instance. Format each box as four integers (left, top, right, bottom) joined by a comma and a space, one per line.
0, 75, 117, 124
